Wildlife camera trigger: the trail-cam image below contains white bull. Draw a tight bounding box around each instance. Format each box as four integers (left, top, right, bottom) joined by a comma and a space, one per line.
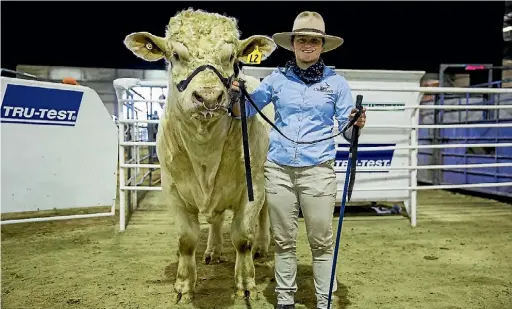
124, 8, 277, 302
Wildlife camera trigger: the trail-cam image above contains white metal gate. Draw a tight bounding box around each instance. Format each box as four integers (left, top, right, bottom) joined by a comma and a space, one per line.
113, 70, 512, 232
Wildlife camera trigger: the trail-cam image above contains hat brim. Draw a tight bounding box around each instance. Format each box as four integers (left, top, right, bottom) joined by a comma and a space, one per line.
272, 31, 344, 53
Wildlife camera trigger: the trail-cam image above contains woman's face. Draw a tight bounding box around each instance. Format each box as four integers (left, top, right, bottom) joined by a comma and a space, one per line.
293, 35, 323, 64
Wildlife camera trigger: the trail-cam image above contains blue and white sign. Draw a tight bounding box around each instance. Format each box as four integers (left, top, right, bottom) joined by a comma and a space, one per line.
1, 76, 119, 216
335, 143, 396, 173
1, 84, 83, 126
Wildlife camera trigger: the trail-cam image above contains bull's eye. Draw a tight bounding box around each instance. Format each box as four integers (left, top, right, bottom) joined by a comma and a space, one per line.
172, 52, 180, 61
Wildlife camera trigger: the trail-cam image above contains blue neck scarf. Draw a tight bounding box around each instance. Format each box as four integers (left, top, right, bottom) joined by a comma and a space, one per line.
285, 58, 325, 85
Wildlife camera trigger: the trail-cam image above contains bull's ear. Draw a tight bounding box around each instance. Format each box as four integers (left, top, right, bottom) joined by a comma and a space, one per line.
237, 35, 277, 64
124, 32, 167, 62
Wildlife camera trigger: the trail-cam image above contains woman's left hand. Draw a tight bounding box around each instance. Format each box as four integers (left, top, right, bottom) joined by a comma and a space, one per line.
350, 107, 367, 128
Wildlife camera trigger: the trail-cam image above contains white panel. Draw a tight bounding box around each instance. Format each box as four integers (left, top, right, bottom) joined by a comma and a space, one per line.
1, 77, 118, 213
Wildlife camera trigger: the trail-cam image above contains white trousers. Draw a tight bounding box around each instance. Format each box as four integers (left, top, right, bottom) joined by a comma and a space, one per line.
264, 159, 338, 309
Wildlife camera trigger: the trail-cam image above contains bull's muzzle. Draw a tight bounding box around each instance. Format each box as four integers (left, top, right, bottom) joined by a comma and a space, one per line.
192, 88, 225, 111
177, 64, 239, 115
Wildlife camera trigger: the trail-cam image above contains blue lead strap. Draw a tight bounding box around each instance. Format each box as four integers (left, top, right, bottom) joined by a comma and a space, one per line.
327, 94, 364, 309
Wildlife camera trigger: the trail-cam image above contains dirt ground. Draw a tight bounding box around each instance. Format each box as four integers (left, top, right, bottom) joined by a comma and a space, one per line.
2, 189, 512, 309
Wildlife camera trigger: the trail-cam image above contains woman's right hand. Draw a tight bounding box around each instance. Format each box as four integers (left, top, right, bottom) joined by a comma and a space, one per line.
231, 80, 241, 93
229, 80, 242, 117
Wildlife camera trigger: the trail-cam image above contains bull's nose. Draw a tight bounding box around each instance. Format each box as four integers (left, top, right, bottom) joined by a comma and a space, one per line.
192, 89, 224, 108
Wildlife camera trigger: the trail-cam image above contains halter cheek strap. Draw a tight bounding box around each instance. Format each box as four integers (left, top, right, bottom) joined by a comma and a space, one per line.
173, 62, 241, 112
175, 63, 240, 92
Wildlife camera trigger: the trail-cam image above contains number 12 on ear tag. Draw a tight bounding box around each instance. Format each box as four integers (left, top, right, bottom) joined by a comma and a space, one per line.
247, 46, 262, 65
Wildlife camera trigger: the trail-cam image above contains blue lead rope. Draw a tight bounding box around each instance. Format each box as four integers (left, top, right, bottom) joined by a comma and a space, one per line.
327, 94, 364, 309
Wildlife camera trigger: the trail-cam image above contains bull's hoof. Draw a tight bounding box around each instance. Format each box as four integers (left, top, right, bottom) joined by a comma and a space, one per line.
174, 278, 194, 304
234, 288, 259, 300
175, 292, 193, 304
204, 251, 224, 265
253, 248, 268, 260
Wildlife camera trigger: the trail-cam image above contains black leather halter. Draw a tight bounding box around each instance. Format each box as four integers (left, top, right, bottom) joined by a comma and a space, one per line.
175, 63, 240, 92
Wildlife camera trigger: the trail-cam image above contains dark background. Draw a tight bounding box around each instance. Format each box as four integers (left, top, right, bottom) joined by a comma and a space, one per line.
1, 1, 510, 81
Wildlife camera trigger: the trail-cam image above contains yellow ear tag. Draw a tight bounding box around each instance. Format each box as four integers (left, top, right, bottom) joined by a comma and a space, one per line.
246, 46, 262, 65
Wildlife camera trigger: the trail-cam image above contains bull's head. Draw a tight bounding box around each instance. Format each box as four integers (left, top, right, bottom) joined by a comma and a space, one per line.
124, 9, 276, 120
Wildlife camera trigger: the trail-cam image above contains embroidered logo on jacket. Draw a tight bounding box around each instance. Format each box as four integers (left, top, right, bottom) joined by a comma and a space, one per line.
313, 82, 334, 94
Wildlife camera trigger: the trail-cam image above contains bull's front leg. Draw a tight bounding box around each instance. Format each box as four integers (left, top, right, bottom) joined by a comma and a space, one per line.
230, 174, 266, 299
172, 196, 200, 304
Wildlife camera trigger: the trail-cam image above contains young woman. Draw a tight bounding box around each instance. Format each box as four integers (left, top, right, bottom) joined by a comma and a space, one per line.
231, 11, 367, 309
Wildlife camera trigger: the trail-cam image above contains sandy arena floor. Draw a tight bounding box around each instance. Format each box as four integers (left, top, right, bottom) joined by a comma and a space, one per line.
2, 189, 512, 309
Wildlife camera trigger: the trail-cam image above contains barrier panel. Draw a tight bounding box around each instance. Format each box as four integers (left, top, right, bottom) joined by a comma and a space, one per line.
113, 68, 512, 232
0, 76, 118, 224
418, 64, 512, 198
116, 86, 161, 217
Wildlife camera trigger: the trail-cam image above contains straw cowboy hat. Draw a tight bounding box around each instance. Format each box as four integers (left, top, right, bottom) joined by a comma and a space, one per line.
272, 11, 344, 53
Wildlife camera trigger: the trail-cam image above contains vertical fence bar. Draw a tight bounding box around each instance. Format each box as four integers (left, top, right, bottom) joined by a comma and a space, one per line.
406, 95, 413, 217
433, 66, 446, 185
133, 106, 139, 210
126, 94, 133, 215
410, 93, 421, 227
463, 93, 469, 185
494, 84, 500, 190
115, 87, 127, 232
149, 86, 154, 186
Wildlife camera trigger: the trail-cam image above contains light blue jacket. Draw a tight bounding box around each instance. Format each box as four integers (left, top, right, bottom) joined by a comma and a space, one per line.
243, 66, 355, 167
